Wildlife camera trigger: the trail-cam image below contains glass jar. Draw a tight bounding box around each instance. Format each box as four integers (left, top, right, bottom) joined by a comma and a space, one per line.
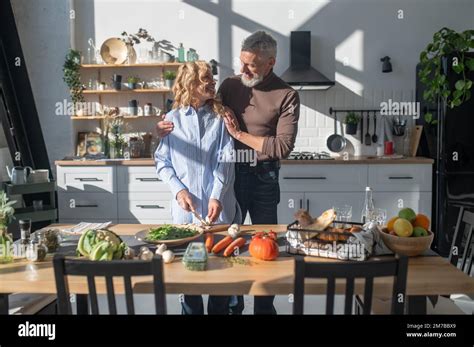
129, 137, 143, 158
26, 237, 48, 262
37, 229, 61, 253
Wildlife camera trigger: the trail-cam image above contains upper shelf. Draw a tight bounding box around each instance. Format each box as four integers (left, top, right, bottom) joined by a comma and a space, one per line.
81, 63, 183, 69
82, 89, 170, 94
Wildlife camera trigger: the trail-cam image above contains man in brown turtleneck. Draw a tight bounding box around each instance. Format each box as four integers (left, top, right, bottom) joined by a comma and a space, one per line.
157, 31, 300, 314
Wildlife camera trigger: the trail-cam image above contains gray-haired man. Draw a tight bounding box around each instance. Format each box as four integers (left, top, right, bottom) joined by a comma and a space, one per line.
157, 31, 300, 314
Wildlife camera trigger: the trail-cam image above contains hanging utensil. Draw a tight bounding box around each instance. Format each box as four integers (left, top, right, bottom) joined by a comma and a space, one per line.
365, 111, 371, 145
326, 111, 347, 152
360, 111, 364, 144
372, 111, 378, 143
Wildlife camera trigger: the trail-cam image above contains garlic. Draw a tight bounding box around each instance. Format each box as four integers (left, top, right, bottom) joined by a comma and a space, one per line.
227, 224, 241, 238
124, 247, 135, 259
161, 250, 175, 264
155, 243, 167, 255
205, 216, 212, 226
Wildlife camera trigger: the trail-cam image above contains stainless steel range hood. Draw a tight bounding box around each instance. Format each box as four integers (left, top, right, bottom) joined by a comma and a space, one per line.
281, 31, 335, 91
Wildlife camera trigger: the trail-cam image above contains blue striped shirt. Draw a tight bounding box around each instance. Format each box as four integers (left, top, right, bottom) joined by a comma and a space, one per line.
154, 104, 241, 224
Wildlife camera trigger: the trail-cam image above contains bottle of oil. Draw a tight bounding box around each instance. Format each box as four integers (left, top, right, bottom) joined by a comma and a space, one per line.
361, 187, 375, 223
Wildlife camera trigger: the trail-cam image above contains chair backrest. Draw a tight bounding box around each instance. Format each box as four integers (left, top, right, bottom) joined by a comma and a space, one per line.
53, 254, 166, 314
449, 207, 474, 275
293, 256, 408, 315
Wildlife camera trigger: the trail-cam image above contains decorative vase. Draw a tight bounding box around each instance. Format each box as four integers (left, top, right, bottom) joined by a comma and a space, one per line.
0, 227, 14, 264
346, 123, 358, 135
165, 79, 174, 89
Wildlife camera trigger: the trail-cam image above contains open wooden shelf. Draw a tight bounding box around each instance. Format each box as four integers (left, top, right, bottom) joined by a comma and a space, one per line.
81, 62, 182, 68
82, 88, 171, 94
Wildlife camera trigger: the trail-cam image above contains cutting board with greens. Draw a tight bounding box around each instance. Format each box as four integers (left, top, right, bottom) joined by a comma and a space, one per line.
135, 224, 203, 247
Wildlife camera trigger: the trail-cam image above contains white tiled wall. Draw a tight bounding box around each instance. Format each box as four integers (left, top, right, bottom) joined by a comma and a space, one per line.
294, 86, 416, 156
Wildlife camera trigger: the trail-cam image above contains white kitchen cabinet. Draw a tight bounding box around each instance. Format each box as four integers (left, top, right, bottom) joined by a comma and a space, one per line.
372, 192, 432, 219
117, 166, 169, 192
57, 166, 115, 193
280, 165, 367, 192
118, 192, 173, 222
368, 164, 432, 192
58, 192, 118, 220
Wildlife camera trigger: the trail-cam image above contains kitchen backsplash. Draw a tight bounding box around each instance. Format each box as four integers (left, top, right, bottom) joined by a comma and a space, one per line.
294, 86, 416, 156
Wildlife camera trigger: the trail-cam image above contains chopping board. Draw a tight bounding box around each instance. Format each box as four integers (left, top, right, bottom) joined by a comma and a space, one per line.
409, 125, 423, 157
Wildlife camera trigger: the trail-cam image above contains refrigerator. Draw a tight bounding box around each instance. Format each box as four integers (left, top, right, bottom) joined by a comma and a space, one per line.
416, 52, 474, 257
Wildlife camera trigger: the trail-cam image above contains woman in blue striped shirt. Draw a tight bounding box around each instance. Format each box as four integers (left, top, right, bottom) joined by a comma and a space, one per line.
155, 61, 241, 314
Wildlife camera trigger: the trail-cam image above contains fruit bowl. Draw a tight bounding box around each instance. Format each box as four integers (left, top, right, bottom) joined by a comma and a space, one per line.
378, 227, 434, 257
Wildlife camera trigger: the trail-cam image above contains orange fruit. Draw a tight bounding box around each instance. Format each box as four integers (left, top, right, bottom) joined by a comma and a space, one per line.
386, 216, 399, 231
413, 214, 430, 230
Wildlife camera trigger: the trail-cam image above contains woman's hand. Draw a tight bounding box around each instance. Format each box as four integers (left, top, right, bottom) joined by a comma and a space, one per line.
207, 199, 223, 224
156, 115, 174, 137
223, 107, 242, 140
176, 189, 195, 212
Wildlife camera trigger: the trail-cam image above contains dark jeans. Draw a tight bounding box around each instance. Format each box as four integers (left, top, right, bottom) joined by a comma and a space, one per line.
231, 163, 280, 314
182, 295, 230, 315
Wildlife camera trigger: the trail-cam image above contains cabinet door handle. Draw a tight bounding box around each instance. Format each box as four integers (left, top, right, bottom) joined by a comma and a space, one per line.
306, 199, 310, 211
136, 204, 165, 209
299, 199, 303, 209
136, 178, 162, 182
283, 176, 327, 180
75, 178, 103, 182
75, 204, 98, 208
388, 176, 414, 180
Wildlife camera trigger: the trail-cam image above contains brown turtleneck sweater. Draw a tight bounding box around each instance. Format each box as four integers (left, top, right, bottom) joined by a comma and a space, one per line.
218, 71, 300, 161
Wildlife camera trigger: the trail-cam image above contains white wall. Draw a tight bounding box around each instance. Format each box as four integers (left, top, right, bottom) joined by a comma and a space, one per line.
12, 0, 474, 167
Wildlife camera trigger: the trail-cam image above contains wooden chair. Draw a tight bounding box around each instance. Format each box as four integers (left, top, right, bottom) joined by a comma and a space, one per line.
53, 254, 166, 314
293, 256, 408, 315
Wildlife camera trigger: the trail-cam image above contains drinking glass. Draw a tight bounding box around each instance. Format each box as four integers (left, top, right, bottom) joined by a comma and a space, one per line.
367, 208, 387, 226
333, 205, 352, 228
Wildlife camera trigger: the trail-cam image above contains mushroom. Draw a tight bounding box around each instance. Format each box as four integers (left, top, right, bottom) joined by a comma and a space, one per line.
161, 250, 175, 264
155, 243, 167, 255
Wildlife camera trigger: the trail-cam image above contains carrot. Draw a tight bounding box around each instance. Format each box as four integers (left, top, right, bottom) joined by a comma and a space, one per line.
223, 237, 246, 257
212, 235, 233, 254
204, 233, 214, 253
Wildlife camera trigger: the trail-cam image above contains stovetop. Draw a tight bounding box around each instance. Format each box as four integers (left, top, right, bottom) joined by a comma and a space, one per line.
287, 151, 335, 160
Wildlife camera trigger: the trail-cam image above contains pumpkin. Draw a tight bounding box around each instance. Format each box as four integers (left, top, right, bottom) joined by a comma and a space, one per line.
249, 231, 279, 261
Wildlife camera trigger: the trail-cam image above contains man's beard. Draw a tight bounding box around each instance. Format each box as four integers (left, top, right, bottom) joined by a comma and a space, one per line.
241, 73, 264, 88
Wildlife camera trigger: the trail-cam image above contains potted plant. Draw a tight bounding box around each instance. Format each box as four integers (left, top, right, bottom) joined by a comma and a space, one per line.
63, 49, 84, 112
344, 112, 360, 135
126, 76, 140, 90
164, 71, 177, 89
418, 27, 474, 157
0, 191, 16, 264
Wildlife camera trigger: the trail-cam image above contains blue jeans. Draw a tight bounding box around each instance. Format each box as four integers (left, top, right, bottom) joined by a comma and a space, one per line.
230, 163, 280, 315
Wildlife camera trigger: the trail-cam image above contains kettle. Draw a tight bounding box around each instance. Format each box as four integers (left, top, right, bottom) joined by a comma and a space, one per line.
6, 166, 33, 185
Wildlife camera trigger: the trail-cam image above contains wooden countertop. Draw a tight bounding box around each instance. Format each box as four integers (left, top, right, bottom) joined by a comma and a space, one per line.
55, 156, 434, 166
0, 224, 472, 297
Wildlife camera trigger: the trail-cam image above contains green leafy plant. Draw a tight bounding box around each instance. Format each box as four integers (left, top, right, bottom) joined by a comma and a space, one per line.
164, 70, 177, 80
419, 27, 474, 125
344, 112, 360, 124
126, 76, 140, 84
63, 49, 84, 106
0, 191, 16, 229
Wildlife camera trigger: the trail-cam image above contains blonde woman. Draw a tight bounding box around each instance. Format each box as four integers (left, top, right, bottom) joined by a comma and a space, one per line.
155, 61, 241, 315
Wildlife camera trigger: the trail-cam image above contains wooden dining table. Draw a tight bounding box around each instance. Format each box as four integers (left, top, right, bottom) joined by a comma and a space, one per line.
1, 223, 473, 314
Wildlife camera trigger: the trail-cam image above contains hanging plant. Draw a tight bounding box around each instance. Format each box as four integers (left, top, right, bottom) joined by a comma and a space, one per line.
63, 49, 84, 107
418, 27, 474, 125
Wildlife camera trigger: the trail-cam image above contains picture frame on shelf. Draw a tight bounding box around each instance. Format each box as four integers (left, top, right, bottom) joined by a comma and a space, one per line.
85, 132, 104, 156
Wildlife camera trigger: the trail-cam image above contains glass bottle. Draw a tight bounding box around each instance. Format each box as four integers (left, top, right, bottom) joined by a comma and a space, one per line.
361, 187, 375, 223
178, 43, 185, 63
